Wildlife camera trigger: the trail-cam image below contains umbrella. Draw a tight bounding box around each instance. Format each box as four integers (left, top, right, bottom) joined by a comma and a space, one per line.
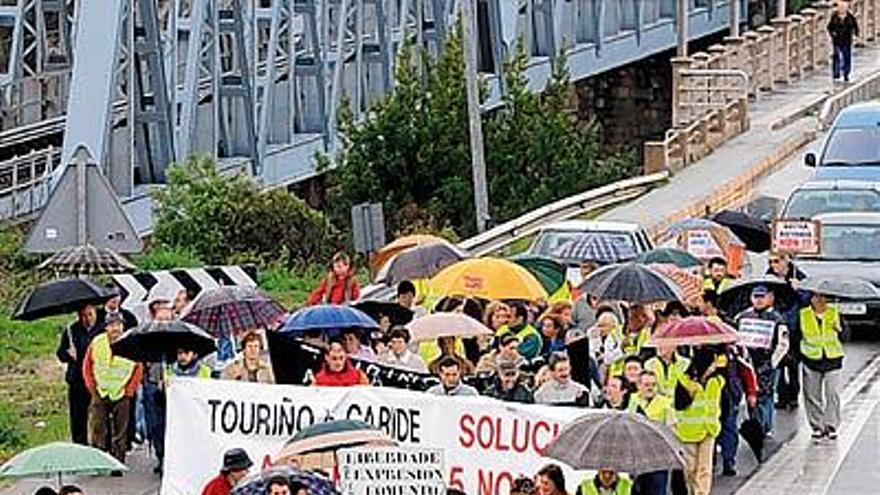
353, 301, 414, 327
375, 241, 469, 285
636, 247, 702, 269
649, 264, 703, 303
646, 316, 740, 347
13, 278, 116, 321
718, 276, 797, 315
429, 257, 548, 301
798, 276, 880, 300
278, 305, 379, 334
577, 263, 684, 304
181, 286, 286, 338
0, 442, 127, 485
711, 210, 771, 252
371, 234, 448, 271
543, 410, 685, 474
276, 420, 395, 459
37, 244, 137, 275
406, 312, 493, 342
112, 320, 217, 362
511, 255, 567, 294
232, 466, 339, 495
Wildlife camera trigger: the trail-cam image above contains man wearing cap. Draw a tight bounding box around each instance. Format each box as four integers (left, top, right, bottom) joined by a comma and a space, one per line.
484, 361, 534, 403
735, 285, 789, 437
200, 448, 253, 495
82, 313, 143, 463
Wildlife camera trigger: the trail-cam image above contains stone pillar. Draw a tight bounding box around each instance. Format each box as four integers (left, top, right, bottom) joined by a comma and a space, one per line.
813, 2, 832, 68
757, 25, 777, 91
789, 15, 804, 80
742, 31, 760, 92
772, 17, 792, 84
672, 57, 693, 128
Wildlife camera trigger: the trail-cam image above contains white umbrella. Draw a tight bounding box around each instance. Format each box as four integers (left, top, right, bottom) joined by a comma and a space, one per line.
406, 312, 493, 342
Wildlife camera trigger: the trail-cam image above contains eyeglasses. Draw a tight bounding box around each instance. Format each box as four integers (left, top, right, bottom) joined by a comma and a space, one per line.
769, 259, 782, 264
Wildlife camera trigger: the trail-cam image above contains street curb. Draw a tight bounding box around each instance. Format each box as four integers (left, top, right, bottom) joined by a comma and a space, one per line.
769, 94, 828, 131
647, 127, 817, 240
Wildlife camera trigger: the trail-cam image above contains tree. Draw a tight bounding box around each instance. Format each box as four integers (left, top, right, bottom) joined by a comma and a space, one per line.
152, 155, 340, 268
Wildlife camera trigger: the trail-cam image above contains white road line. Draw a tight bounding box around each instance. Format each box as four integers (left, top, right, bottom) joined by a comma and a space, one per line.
735, 353, 880, 495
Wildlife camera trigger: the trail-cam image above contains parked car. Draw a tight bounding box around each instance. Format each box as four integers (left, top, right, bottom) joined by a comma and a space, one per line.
805, 102, 880, 180
796, 212, 880, 327
527, 220, 653, 284
780, 180, 880, 219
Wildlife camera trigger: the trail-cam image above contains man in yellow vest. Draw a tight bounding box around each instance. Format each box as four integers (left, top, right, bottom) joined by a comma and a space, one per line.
628, 370, 674, 495
166, 345, 213, 381
673, 349, 724, 495
576, 469, 633, 495
644, 343, 690, 398
703, 257, 732, 294
798, 291, 844, 440
82, 314, 142, 463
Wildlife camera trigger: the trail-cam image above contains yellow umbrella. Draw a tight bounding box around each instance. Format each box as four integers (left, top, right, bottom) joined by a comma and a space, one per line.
370, 234, 448, 271
429, 257, 548, 301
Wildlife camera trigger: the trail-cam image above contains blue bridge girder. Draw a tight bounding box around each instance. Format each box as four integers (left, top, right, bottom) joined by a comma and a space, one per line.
0, 0, 742, 232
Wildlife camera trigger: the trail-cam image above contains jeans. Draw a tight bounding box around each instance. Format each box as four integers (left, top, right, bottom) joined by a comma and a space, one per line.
635, 470, 669, 495
718, 390, 741, 469
142, 381, 166, 462
832, 44, 852, 81
753, 394, 774, 434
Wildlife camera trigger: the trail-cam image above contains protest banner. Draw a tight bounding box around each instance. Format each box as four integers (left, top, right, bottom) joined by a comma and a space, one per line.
737, 318, 776, 349
684, 230, 724, 259
771, 220, 820, 255
163, 379, 584, 495
338, 446, 445, 495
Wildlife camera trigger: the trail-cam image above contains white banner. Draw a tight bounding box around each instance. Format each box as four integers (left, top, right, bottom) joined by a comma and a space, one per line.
338, 446, 445, 495
163, 378, 585, 495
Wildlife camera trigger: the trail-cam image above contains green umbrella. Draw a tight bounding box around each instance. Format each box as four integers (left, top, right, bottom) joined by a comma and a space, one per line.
511, 255, 567, 294
636, 247, 703, 269
0, 442, 127, 486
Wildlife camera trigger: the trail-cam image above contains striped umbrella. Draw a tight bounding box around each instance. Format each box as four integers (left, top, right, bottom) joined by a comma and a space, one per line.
274, 420, 396, 470
38, 244, 136, 275
557, 234, 637, 264
649, 264, 703, 303
232, 466, 339, 495
182, 286, 286, 338
646, 316, 740, 347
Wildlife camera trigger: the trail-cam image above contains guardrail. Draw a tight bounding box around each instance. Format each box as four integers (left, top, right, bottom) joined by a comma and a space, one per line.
459, 172, 669, 256
645, 0, 880, 173
818, 70, 880, 129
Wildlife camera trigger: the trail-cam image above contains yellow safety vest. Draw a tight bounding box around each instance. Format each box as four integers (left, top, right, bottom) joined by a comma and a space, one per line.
645, 355, 691, 397
165, 363, 212, 380
799, 306, 844, 361
90, 333, 136, 402
578, 475, 633, 495
628, 394, 675, 425
610, 326, 649, 376
703, 277, 731, 293
675, 375, 724, 443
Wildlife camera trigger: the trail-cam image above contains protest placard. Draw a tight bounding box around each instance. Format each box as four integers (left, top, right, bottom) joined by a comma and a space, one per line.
737, 318, 776, 349
338, 446, 445, 495
772, 220, 820, 255
685, 230, 724, 259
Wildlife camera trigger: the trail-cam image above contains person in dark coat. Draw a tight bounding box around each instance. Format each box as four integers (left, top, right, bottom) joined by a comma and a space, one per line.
55, 304, 100, 445
483, 361, 535, 404
766, 252, 808, 410
828, 1, 859, 83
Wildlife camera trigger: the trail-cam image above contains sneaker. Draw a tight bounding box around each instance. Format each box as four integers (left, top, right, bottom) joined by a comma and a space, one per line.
811, 428, 824, 440
826, 427, 838, 440
722, 466, 737, 477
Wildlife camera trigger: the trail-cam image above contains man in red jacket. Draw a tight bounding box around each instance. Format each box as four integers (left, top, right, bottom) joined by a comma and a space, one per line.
313, 341, 369, 386
200, 448, 253, 495
307, 252, 361, 305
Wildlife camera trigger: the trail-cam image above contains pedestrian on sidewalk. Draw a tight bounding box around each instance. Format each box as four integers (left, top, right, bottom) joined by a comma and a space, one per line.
797, 291, 844, 441
828, 1, 859, 83
56, 304, 100, 445
766, 253, 807, 411
82, 313, 143, 463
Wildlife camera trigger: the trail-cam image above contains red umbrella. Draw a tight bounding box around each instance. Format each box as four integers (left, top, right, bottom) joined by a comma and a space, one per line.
646, 316, 739, 347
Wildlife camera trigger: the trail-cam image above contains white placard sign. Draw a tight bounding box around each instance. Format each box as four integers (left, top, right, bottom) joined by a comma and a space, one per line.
338, 446, 445, 495
737, 318, 776, 349
162, 378, 586, 495
685, 230, 724, 259
772, 220, 820, 255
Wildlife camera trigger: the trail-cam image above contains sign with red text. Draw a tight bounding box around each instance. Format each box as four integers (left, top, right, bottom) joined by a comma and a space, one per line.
685, 230, 724, 259
163, 378, 585, 495
737, 318, 776, 349
338, 446, 445, 495
772, 220, 820, 255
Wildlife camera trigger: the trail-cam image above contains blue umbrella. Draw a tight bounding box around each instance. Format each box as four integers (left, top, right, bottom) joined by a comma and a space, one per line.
279, 304, 379, 334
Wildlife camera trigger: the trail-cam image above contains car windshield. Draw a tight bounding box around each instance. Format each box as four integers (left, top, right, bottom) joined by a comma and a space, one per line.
822, 127, 880, 166
531, 230, 637, 263
819, 223, 880, 261
784, 189, 880, 218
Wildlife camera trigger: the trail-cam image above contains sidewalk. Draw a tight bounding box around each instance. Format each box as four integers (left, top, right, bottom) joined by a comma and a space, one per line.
599, 41, 880, 230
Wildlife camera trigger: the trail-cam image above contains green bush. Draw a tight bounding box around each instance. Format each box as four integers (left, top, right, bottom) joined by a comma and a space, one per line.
133, 245, 205, 271
152, 156, 342, 268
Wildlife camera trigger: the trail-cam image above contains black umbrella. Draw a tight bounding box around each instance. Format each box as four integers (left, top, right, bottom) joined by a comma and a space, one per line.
353, 300, 414, 327
14, 278, 116, 321
717, 276, 797, 316
739, 417, 764, 462
111, 320, 216, 362
711, 210, 771, 252
577, 263, 684, 304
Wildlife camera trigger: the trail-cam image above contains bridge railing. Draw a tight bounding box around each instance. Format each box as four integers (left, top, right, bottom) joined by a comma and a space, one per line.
645, 0, 880, 173
0, 71, 70, 131
0, 146, 63, 222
